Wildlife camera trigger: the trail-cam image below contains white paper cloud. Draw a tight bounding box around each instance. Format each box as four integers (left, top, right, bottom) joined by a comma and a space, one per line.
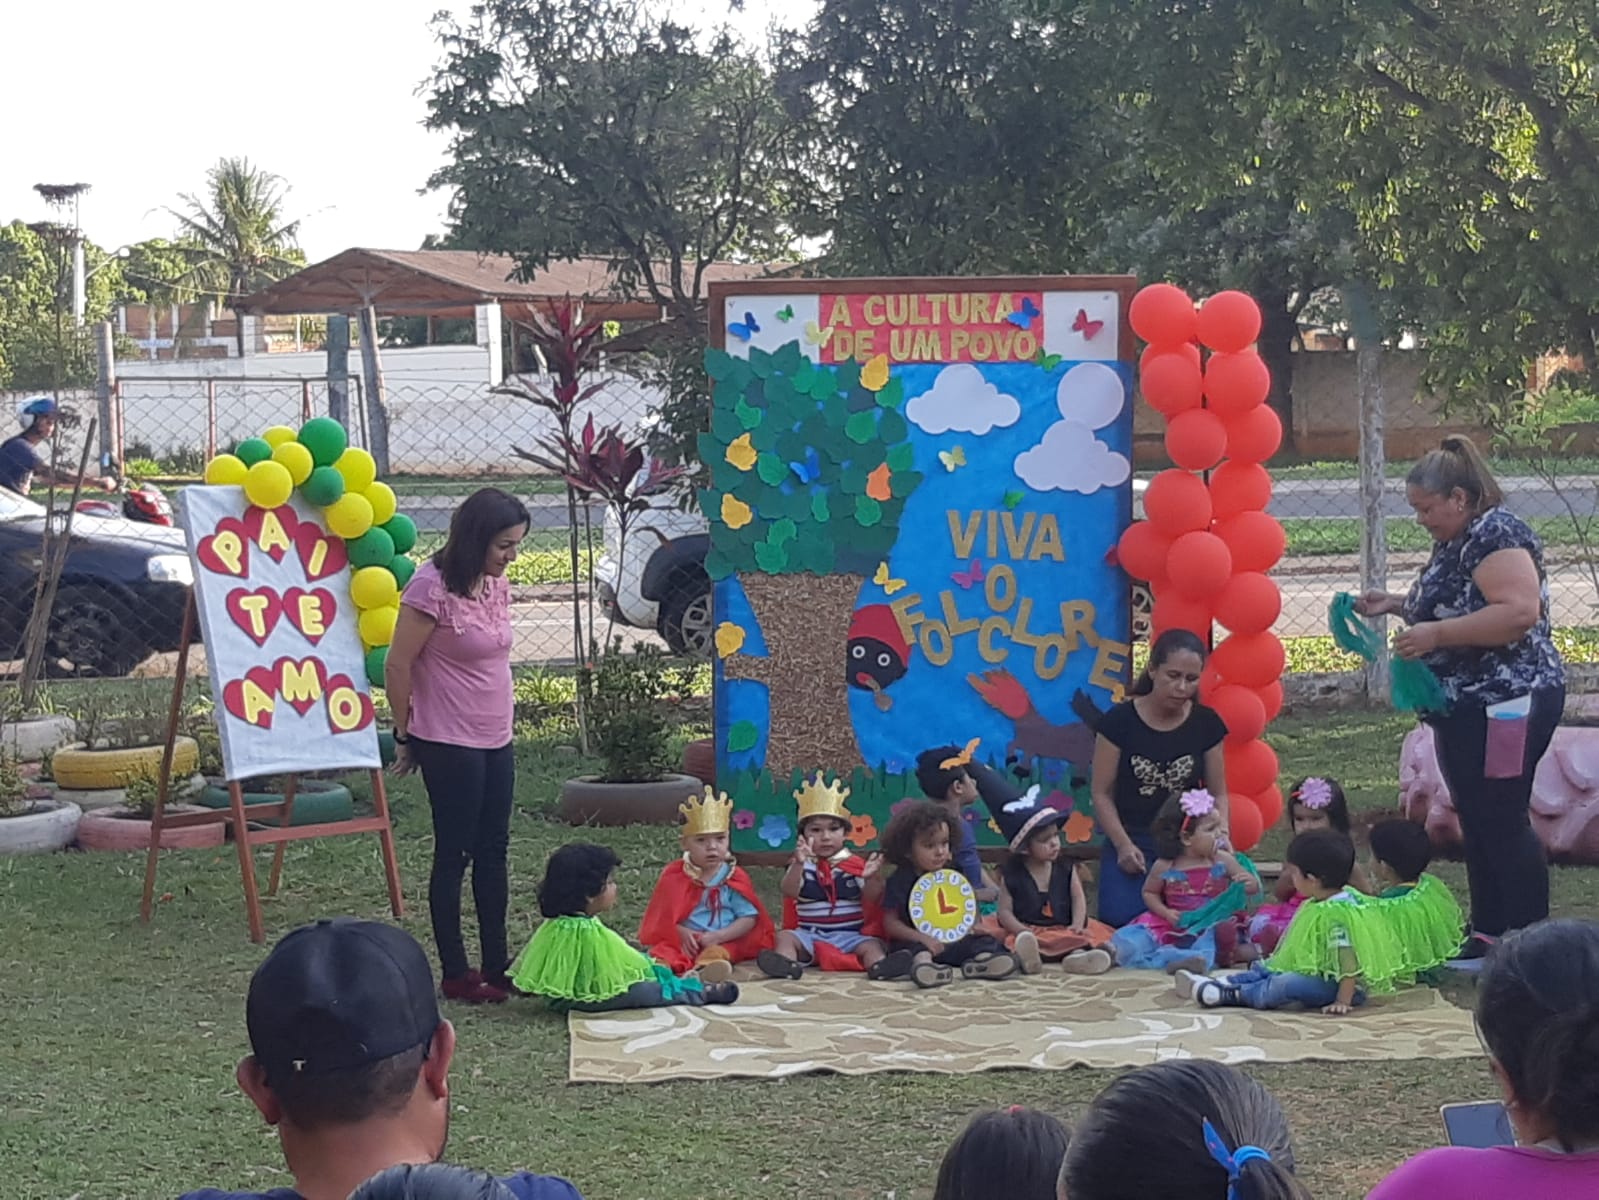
1014, 420, 1131, 494
1056, 362, 1125, 430
906, 363, 1021, 435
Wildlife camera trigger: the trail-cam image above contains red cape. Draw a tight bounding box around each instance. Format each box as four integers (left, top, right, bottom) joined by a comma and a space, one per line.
781, 853, 885, 972
638, 859, 775, 970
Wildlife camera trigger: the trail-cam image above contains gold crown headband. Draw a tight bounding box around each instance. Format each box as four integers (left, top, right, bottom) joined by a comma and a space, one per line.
794, 775, 852, 825
679, 785, 733, 837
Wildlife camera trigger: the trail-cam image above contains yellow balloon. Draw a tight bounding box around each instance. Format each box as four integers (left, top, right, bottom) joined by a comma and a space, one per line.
324, 492, 374, 539
365, 481, 398, 526
335, 447, 377, 493
351, 565, 400, 611
204, 454, 248, 486
243, 460, 294, 509
359, 604, 400, 648
271, 441, 315, 486
262, 425, 298, 449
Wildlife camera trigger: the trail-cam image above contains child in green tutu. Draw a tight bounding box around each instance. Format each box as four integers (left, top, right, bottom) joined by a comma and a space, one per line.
511, 843, 739, 1012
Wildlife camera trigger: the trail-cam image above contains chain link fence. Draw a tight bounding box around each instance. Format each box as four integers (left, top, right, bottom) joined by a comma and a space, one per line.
5, 346, 1595, 689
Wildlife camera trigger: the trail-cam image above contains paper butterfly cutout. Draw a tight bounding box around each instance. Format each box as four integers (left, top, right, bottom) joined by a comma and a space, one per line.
1003, 490, 1025, 510
1006, 297, 1041, 330
789, 446, 821, 485
873, 561, 907, 595
952, 559, 985, 589
938, 445, 967, 472
860, 353, 890, 391
1033, 349, 1063, 370
804, 321, 835, 346
775, 305, 794, 322
1002, 785, 1042, 814
1073, 308, 1105, 339
729, 311, 760, 341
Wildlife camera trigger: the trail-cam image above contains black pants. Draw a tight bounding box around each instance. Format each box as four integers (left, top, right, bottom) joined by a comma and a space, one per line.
412, 737, 515, 980
1427, 682, 1563, 937
562, 980, 716, 1013
890, 932, 1006, 967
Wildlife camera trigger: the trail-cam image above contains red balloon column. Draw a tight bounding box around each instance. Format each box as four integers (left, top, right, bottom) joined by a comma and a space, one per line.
1119, 286, 1286, 851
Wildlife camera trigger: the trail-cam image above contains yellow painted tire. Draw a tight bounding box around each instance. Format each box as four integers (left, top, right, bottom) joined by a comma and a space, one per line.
51, 737, 199, 791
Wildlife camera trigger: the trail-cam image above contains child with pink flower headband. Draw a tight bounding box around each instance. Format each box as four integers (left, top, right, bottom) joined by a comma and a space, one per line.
1108, 788, 1261, 972
1246, 776, 1380, 955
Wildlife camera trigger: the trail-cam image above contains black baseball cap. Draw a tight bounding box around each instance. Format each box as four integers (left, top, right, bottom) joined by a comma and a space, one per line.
246, 918, 441, 1086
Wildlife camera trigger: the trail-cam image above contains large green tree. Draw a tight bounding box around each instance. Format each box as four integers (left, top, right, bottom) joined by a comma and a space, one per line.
0, 222, 125, 390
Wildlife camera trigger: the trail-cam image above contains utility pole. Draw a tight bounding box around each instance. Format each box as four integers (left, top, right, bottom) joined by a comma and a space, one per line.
33, 183, 91, 325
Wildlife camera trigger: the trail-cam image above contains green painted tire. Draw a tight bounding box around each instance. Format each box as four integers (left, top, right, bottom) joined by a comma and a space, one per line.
195, 778, 354, 827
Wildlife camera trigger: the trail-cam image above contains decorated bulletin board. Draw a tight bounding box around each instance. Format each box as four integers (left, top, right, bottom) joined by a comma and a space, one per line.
179, 488, 382, 780
702, 277, 1138, 854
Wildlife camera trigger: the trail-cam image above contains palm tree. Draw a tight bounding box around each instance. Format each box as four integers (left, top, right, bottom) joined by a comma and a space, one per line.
168, 158, 303, 355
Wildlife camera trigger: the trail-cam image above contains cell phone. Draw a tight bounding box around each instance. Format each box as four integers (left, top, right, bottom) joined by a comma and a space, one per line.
1439, 1101, 1514, 1148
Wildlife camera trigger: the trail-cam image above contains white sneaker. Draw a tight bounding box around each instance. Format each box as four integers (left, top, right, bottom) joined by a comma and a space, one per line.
1014, 930, 1043, 975
1173, 968, 1210, 1000
1195, 979, 1240, 1008
1061, 947, 1113, 975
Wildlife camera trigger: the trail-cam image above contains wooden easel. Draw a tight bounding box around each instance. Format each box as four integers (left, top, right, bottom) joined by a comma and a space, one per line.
139, 596, 404, 942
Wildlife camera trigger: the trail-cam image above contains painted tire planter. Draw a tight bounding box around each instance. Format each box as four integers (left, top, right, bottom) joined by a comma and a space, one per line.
52, 737, 199, 791
53, 774, 205, 814
0, 797, 82, 855
1, 715, 78, 762
558, 773, 703, 827
194, 779, 354, 827
681, 738, 716, 787
76, 804, 225, 852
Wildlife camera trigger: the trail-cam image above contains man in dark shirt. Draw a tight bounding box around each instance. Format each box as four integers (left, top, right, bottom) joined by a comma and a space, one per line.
175, 919, 583, 1200
0, 397, 115, 496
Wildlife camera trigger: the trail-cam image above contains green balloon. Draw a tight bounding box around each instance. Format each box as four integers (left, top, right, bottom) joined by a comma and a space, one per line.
235, 438, 272, 467
298, 417, 349, 467
365, 645, 389, 688
381, 513, 417, 554
348, 527, 396, 568
390, 554, 417, 587
301, 465, 345, 507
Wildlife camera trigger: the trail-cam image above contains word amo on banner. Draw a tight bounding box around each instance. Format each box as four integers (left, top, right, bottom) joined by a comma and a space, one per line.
222, 655, 375, 735
195, 505, 348, 583
821, 292, 1044, 364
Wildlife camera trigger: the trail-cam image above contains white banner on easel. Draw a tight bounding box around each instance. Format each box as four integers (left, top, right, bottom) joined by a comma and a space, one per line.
178, 486, 381, 782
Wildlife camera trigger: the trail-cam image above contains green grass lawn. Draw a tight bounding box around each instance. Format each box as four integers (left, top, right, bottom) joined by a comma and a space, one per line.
5, 710, 1599, 1200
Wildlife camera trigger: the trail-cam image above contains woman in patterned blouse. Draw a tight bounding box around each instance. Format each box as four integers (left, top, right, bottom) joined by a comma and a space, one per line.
1358, 436, 1565, 956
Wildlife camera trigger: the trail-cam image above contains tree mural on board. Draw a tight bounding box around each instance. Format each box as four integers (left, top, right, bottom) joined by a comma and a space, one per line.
700, 340, 923, 777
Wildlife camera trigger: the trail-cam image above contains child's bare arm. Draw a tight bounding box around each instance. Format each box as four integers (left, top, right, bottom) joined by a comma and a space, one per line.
977, 866, 1000, 904
1325, 974, 1360, 1015
995, 877, 1024, 935
1142, 860, 1180, 925
1218, 850, 1260, 894
1069, 863, 1089, 930
884, 909, 942, 955
779, 855, 807, 899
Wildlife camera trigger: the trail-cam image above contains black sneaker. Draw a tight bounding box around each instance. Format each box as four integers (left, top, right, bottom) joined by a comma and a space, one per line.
1195, 979, 1242, 1008
757, 949, 804, 980
702, 981, 740, 1005
867, 948, 916, 980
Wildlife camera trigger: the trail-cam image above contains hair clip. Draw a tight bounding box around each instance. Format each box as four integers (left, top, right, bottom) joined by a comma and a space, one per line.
1296, 777, 1333, 810
1203, 1118, 1272, 1199
1179, 789, 1216, 820
939, 737, 981, 770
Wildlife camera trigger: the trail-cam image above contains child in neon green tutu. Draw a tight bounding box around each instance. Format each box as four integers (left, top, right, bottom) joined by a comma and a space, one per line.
1175, 827, 1462, 1015
511, 843, 739, 1012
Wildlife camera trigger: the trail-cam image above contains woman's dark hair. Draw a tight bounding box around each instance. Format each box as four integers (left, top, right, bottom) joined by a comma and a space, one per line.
1368, 818, 1432, 883
537, 843, 622, 917
1287, 776, 1350, 834
1406, 434, 1504, 512
879, 800, 961, 870
1062, 1060, 1310, 1199
349, 1164, 515, 1200
1477, 919, 1599, 1150
933, 1106, 1069, 1200
1132, 628, 1208, 697
915, 746, 970, 802
1150, 791, 1206, 861
1285, 829, 1354, 891
432, 487, 530, 597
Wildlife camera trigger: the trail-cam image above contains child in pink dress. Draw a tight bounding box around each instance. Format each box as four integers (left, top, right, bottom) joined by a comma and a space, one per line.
1109, 789, 1259, 971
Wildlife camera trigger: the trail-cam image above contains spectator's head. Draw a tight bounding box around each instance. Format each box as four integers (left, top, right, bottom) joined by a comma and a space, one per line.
1406, 434, 1502, 541
236, 919, 453, 1160
434, 487, 530, 595
1284, 829, 1355, 898
1286, 776, 1349, 835
916, 747, 977, 805
1477, 919, 1599, 1151
538, 842, 622, 917
934, 1105, 1068, 1200
350, 1163, 516, 1200
18, 396, 56, 438
1131, 629, 1206, 707
1060, 1061, 1310, 1199
1369, 818, 1432, 886
880, 799, 959, 874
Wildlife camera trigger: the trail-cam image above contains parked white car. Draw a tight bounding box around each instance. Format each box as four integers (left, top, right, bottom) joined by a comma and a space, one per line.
596, 480, 1150, 657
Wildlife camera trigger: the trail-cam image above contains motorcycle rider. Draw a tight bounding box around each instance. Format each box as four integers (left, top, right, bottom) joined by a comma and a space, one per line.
0, 397, 115, 497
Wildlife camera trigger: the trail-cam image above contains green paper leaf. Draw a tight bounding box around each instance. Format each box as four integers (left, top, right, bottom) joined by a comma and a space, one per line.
827, 490, 853, 520
876, 376, 905, 409
763, 373, 797, 412
840, 465, 868, 495
845, 387, 877, 413
808, 368, 838, 400
711, 405, 744, 442
736, 397, 763, 430
710, 460, 745, 493
891, 470, 924, 495
810, 492, 830, 524
696, 487, 718, 520
845, 410, 877, 444
755, 540, 789, 572
696, 433, 723, 466
747, 346, 774, 378
792, 359, 816, 392
835, 359, 862, 391
769, 517, 797, 546
796, 536, 836, 575
705, 548, 736, 581
879, 408, 908, 444
855, 495, 883, 526
705, 347, 738, 380
727, 720, 759, 753
887, 443, 915, 472
756, 453, 788, 485
771, 341, 804, 377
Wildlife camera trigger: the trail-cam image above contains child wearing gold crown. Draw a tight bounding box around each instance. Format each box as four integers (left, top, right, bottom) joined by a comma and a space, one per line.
758, 777, 887, 978
638, 786, 776, 980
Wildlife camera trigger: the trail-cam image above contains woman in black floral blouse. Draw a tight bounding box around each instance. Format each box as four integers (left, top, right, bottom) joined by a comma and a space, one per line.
1358, 436, 1565, 955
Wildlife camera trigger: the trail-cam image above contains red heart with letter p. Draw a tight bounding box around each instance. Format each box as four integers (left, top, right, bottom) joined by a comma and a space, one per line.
225, 587, 283, 646
197, 519, 251, 578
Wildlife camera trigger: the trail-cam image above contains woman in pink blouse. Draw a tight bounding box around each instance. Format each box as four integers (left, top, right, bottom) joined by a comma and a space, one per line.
386, 488, 529, 1004
1368, 919, 1599, 1199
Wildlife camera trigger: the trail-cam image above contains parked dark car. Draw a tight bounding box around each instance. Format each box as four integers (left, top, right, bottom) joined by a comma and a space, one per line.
0, 487, 194, 676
